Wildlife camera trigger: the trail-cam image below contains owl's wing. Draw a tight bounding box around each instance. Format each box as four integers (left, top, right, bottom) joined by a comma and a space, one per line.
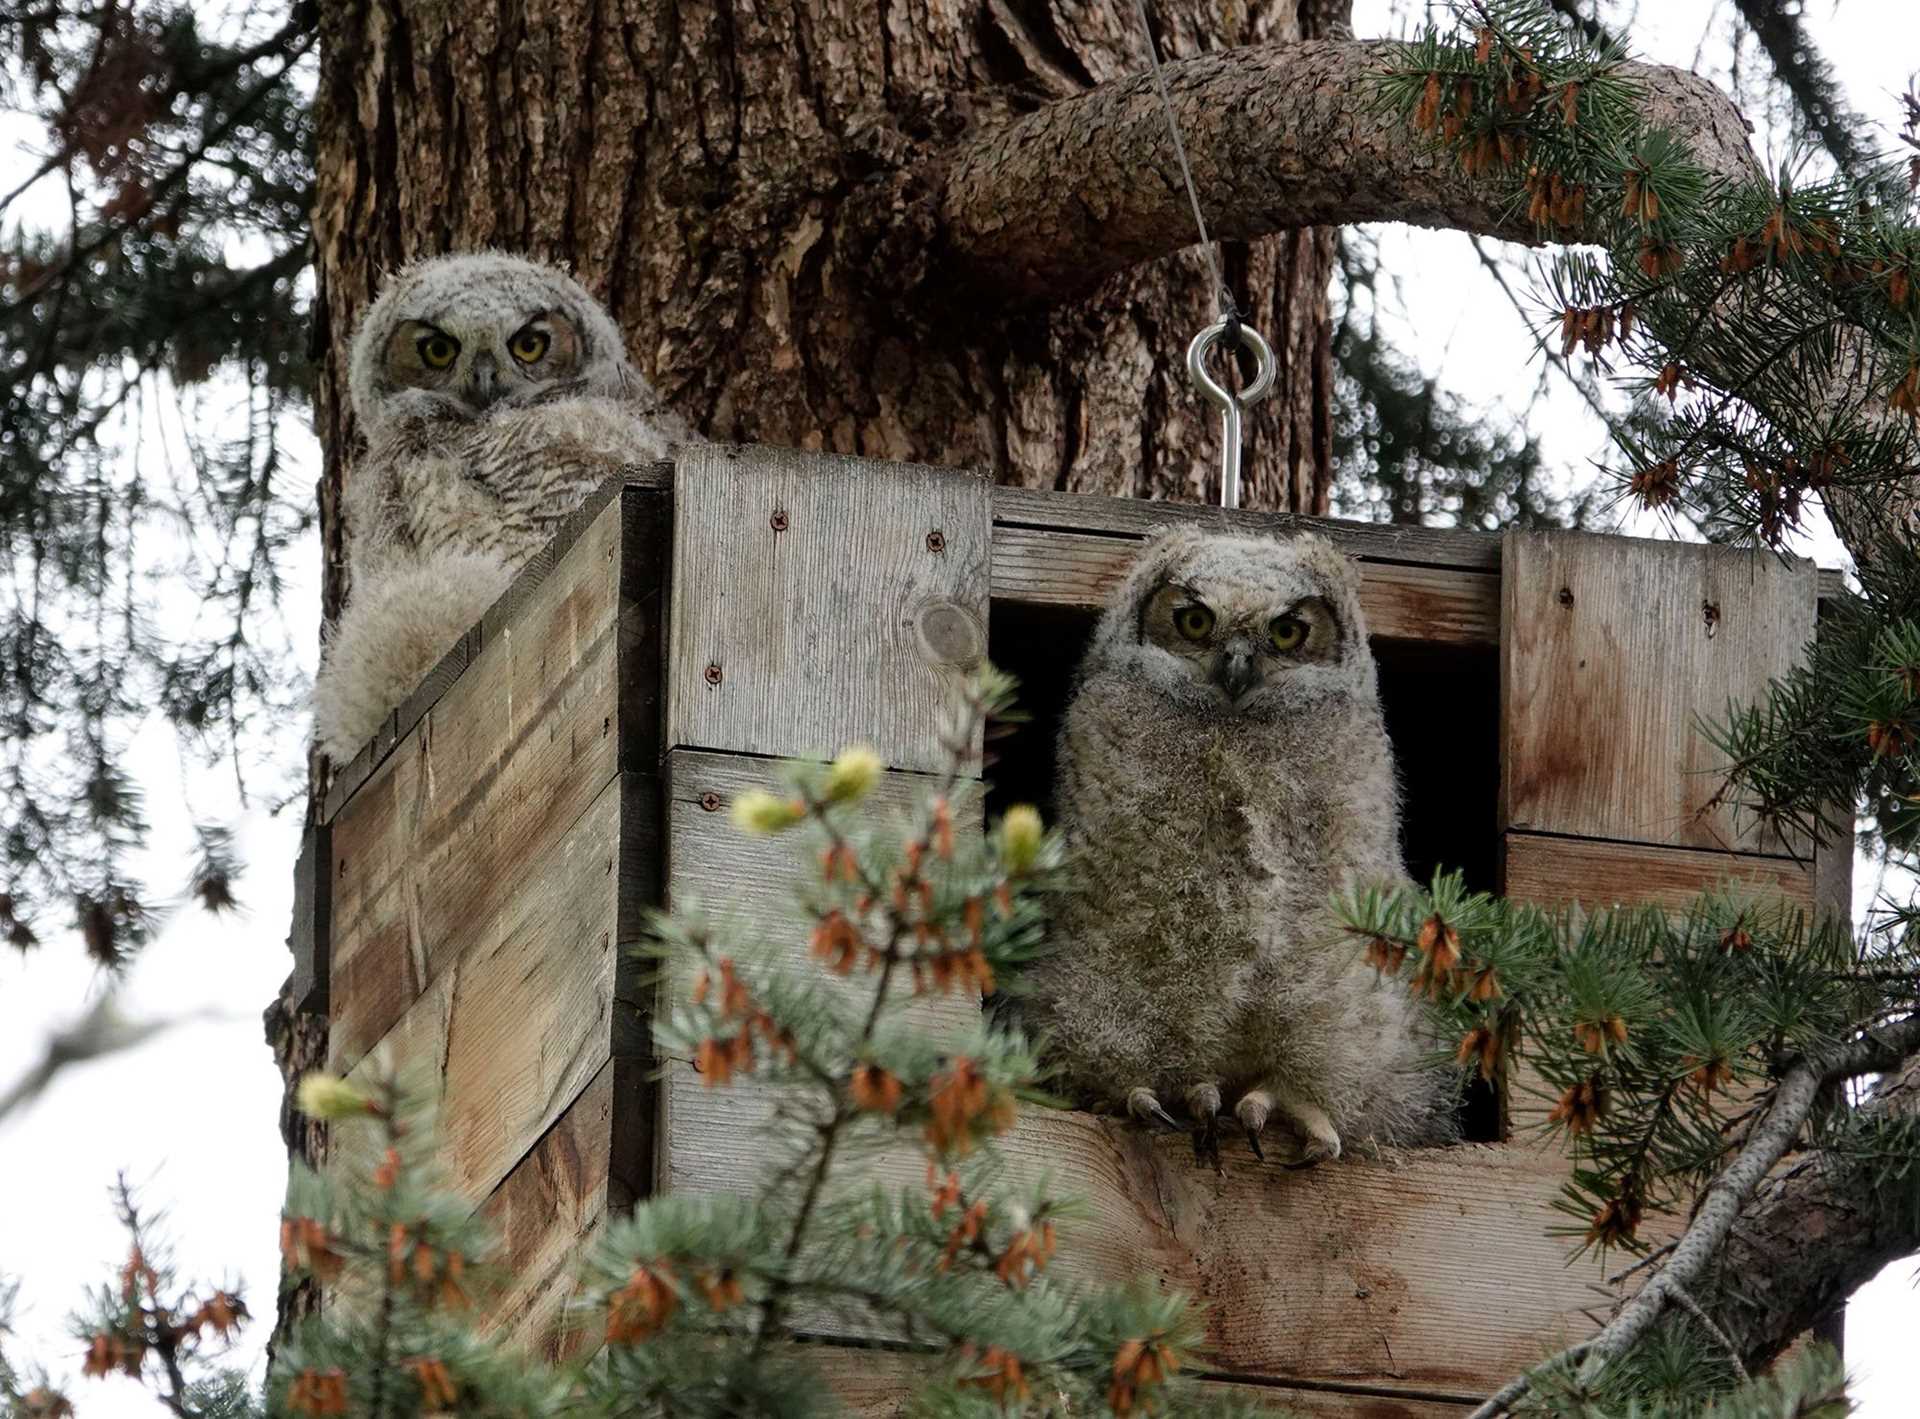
312, 547, 515, 760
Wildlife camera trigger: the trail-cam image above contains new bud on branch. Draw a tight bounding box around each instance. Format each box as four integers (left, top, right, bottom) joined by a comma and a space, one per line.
295, 1072, 374, 1120
728, 790, 805, 836
998, 804, 1045, 875
822, 743, 883, 803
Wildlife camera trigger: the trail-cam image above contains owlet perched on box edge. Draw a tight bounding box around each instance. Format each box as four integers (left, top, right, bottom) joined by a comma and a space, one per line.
1025, 528, 1458, 1167
312, 252, 699, 760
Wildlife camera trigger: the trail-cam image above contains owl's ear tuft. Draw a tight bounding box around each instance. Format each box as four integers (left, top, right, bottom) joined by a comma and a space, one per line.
1124, 528, 1210, 592
1282, 533, 1370, 645
1106, 530, 1207, 644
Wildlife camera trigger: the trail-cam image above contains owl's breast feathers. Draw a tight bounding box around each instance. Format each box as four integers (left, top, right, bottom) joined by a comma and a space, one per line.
1063, 670, 1388, 871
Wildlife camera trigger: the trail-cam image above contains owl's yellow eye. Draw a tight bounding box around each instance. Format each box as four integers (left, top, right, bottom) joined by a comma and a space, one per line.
509, 326, 551, 364
1173, 604, 1215, 642
1269, 616, 1307, 652
417, 332, 459, 370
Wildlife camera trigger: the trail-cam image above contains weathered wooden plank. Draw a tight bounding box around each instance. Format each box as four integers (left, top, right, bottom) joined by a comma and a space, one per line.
321, 465, 670, 821
340, 774, 624, 1206
991, 486, 1502, 572
656, 750, 981, 1197
483, 1059, 618, 1362
667, 1092, 1639, 1396
326, 491, 627, 1073
813, 1346, 1471, 1417
1503, 833, 1815, 916
1812, 807, 1854, 929
667, 445, 991, 774
1501, 531, 1816, 856
991, 525, 1499, 645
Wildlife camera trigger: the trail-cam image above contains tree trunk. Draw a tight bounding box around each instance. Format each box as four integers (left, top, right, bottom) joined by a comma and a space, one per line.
287, 0, 1342, 1348
308, 0, 1346, 634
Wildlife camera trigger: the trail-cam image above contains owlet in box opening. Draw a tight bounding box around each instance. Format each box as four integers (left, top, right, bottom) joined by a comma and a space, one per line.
312, 252, 699, 760
1026, 528, 1457, 1167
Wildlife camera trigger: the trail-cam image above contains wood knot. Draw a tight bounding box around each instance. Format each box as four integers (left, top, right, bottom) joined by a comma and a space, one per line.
925, 528, 946, 554
1557, 586, 1575, 608
913, 600, 984, 667
704, 663, 724, 686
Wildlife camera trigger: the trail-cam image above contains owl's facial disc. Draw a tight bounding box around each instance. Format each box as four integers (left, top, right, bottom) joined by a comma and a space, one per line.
382, 309, 587, 412
1138, 575, 1342, 709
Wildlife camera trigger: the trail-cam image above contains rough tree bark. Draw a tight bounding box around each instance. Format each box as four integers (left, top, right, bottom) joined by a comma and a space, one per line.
1714, 1051, 1920, 1369
307, 0, 1353, 635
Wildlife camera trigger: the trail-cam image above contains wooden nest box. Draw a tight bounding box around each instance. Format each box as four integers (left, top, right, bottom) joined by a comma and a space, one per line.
298, 445, 1842, 1416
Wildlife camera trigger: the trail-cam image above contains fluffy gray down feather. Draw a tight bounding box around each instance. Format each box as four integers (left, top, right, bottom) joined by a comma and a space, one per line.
309, 550, 515, 758
312, 253, 696, 760
1026, 528, 1459, 1161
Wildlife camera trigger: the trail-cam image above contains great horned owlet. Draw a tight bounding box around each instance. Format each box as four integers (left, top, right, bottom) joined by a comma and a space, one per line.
312, 252, 698, 759
1026, 529, 1456, 1166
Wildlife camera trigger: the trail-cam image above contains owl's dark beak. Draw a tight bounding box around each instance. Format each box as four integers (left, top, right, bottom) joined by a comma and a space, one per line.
463, 352, 503, 411
1211, 638, 1262, 702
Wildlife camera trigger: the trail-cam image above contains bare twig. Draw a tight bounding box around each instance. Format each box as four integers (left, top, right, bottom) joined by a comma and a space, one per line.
0, 998, 224, 1124
1464, 1340, 1594, 1419
1605, 1239, 1676, 1288
1669, 1281, 1750, 1383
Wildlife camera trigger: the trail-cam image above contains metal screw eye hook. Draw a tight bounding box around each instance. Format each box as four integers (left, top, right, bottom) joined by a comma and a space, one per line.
1186, 317, 1277, 511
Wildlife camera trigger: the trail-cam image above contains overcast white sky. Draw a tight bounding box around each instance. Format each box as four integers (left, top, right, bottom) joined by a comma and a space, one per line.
1, 0, 1916, 1414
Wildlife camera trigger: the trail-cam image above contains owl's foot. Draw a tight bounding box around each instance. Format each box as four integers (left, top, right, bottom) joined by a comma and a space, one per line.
1125, 1087, 1181, 1132
1237, 1089, 1342, 1168
1236, 1091, 1272, 1159
1185, 1082, 1224, 1174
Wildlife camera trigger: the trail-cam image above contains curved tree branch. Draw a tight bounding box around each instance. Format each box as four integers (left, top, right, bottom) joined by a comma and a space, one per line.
916, 33, 1920, 567
1713, 1043, 1920, 1369
1464, 1016, 1920, 1418
931, 38, 1759, 301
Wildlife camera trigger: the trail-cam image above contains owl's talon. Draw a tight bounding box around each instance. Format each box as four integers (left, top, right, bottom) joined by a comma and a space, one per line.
1243, 1122, 1265, 1160
1191, 1116, 1223, 1173
1126, 1087, 1181, 1132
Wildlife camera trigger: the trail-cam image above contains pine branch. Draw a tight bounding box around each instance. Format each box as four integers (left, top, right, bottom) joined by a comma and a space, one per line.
745, 735, 981, 1360
1467, 1014, 1920, 1417
1668, 1282, 1750, 1383
1465, 1342, 1592, 1419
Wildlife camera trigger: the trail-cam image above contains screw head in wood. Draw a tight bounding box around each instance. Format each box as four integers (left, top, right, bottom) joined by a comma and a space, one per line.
1557, 586, 1575, 607
926, 529, 946, 554
700, 792, 722, 812
705, 663, 724, 686
770, 509, 789, 532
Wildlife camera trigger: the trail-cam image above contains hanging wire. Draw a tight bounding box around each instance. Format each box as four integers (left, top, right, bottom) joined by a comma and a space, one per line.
1131, 0, 1275, 509
1130, 0, 1237, 326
